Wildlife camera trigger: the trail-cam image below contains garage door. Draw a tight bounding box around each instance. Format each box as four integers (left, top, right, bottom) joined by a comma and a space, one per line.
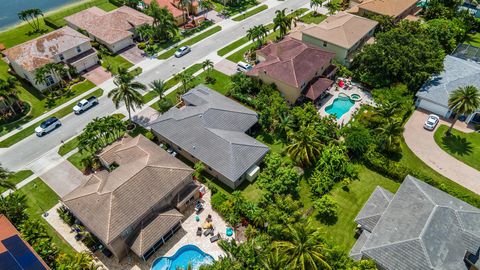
417, 99, 450, 118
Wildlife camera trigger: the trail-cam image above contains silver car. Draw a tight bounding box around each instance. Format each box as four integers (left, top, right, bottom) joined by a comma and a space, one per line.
35, 117, 61, 137
424, 114, 440, 130
174, 46, 191, 58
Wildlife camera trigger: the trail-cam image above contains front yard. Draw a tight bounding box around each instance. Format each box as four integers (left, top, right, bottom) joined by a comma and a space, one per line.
433, 124, 480, 171
0, 170, 33, 193
100, 54, 134, 75
300, 12, 327, 24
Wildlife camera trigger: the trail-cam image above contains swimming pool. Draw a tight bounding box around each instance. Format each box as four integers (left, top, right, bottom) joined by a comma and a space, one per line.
325, 96, 355, 119
151, 245, 214, 270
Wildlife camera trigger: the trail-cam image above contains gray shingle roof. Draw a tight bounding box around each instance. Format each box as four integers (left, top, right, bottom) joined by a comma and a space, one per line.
352, 175, 480, 270
150, 85, 269, 185
416, 55, 480, 109
355, 186, 393, 232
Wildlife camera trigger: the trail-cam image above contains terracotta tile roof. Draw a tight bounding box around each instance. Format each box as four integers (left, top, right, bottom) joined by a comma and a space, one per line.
248, 37, 335, 88
62, 135, 193, 245
305, 77, 334, 100
3, 26, 90, 71
143, 0, 184, 17
301, 12, 378, 49
65, 6, 153, 44
351, 0, 420, 18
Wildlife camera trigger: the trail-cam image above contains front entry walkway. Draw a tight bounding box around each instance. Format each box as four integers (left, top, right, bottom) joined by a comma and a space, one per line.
404, 110, 480, 194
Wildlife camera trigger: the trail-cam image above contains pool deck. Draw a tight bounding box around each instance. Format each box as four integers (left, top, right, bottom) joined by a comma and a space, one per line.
318, 81, 374, 125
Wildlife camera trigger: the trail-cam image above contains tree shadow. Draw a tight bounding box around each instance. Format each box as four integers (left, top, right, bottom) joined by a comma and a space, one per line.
26, 28, 49, 36
316, 214, 338, 225
441, 134, 474, 156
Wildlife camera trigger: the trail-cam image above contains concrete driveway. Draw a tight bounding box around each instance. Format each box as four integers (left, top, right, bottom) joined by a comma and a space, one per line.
215, 59, 238, 76
40, 160, 86, 197
119, 45, 147, 64
404, 110, 480, 194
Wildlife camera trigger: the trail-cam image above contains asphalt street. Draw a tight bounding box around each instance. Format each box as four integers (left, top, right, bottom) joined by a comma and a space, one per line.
0, 0, 309, 171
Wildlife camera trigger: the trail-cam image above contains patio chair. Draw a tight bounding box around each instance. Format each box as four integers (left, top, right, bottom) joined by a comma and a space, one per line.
203, 228, 212, 236
197, 227, 202, 236
210, 233, 221, 243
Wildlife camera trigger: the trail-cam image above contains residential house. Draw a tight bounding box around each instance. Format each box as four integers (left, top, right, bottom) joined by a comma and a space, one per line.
0, 215, 50, 269
347, 0, 420, 22
150, 85, 270, 189
247, 37, 336, 104
62, 135, 199, 261
142, 0, 202, 25
416, 54, 480, 124
65, 6, 153, 53
350, 175, 480, 270
3, 26, 98, 91
290, 12, 378, 66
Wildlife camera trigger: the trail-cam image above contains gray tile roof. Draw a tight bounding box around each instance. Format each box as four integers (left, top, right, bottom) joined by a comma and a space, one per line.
352, 175, 480, 270
150, 85, 269, 185
355, 186, 393, 232
416, 55, 480, 109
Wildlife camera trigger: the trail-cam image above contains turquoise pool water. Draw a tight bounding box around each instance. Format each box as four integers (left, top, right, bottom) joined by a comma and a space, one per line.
325, 96, 355, 119
151, 245, 214, 270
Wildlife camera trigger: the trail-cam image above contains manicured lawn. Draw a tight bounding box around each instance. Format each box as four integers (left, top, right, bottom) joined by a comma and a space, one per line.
67, 151, 91, 171
433, 124, 480, 171
16, 178, 76, 256
58, 137, 80, 156
232, 5, 268, 21
101, 54, 134, 75
255, 130, 285, 154
157, 26, 222, 59
227, 43, 256, 63
195, 69, 231, 95
0, 170, 33, 193
464, 32, 480, 47
0, 87, 103, 148
300, 12, 327, 24
0, 0, 117, 48
213, 0, 259, 17
306, 166, 400, 249
217, 37, 249, 56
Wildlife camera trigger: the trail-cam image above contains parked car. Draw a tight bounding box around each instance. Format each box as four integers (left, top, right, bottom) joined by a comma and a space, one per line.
237, 61, 253, 72
35, 117, 61, 137
424, 114, 440, 130
174, 46, 191, 58
73, 96, 98, 114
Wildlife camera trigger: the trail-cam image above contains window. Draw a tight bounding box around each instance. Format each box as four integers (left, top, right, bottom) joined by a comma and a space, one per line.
76, 46, 81, 53
45, 75, 55, 86
323, 41, 327, 47
59, 54, 64, 60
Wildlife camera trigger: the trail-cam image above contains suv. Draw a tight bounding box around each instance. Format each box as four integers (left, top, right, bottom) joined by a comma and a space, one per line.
35, 117, 61, 137
237, 61, 253, 72
174, 46, 191, 58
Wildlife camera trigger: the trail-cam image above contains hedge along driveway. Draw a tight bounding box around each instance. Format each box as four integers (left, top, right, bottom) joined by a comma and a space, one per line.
232, 5, 268, 21
157, 26, 223, 59
0, 88, 104, 148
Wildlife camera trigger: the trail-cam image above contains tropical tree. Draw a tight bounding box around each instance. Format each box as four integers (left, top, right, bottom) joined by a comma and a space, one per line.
200, 0, 214, 19
275, 221, 331, 270
261, 246, 287, 270
17, 8, 43, 32
325, 1, 341, 15
148, 2, 179, 41
310, 0, 325, 14
247, 25, 263, 47
0, 77, 23, 119
0, 193, 29, 225
108, 67, 146, 122
180, 0, 192, 22
273, 9, 292, 38
0, 165, 14, 190
56, 252, 97, 270
447, 86, 480, 135
375, 118, 404, 153
174, 71, 194, 96
285, 125, 322, 167
135, 24, 153, 41
202, 59, 214, 82
77, 116, 126, 154
149, 79, 169, 109
34, 63, 68, 90
124, 0, 141, 8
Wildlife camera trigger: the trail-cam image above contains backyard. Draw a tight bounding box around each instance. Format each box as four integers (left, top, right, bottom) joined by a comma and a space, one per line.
464, 32, 480, 47
433, 124, 480, 171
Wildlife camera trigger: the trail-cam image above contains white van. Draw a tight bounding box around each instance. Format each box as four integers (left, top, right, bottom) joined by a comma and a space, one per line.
237, 61, 253, 72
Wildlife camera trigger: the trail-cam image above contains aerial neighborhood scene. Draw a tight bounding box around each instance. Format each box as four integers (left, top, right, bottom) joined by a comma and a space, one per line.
1, 0, 480, 268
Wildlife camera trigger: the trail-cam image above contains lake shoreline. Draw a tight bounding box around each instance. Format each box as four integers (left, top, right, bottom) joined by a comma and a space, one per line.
0, 0, 91, 33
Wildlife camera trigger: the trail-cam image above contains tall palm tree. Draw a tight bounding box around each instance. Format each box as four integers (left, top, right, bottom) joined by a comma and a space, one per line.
149, 79, 167, 101
261, 246, 287, 270
135, 24, 153, 41
18, 8, 43, 32
374, 100, 400, 118
285, 125, 322, 167
375, 118, 404, 152
180, 0, 192, 23
447, 85, 480, 135
310, 0, 325, 14
247, 25, 262, 46
174, 72, 194, 96
108, 67, 146, 123
200, 0, 214, 19
202, 59, 214, 78
35, 63, 68, 89
0, 165, 15, 190
0, 193, 29, 225
0, 77, 22, 118
325, 1, 341, 15
275, 221, 331, 270
273, 9, 292, 38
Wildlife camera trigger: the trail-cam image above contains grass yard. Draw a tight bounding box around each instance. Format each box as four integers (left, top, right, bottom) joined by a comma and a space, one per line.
305, 166, 400, 249
464, 32, 480, 47
213, 0, 259, 17
45, 0, 117, 28
0, 87, 103, 148
300, 11, 327, 24
433, 124, 480, 171
195, 69, 231, 95
232, 5, 268, 21
0, 170, 34, 193
58, 137, 80, 156
158, 26, 223, 59
16, 178, 76, 256
217, 37, 249, 56
226, 43, 256, 63
101, 54, 134, 75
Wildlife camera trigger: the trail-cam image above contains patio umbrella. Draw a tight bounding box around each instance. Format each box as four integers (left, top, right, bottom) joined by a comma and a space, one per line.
338, 80, 345, 88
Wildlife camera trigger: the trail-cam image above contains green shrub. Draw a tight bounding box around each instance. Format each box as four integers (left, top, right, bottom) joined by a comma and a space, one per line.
138, 42, 146, 50
57, 206, 75, 226
314, 195, 338, 221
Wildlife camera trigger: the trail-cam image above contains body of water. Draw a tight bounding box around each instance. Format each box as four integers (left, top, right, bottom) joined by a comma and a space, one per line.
0, 0, 78, 31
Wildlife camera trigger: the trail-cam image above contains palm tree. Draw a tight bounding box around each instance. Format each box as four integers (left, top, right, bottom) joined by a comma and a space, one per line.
285, 125, 322, 167
135, 24, 153, 41
0, 193, 29, 225
310, 0, 325, 14
0, 165, 15, 190
150, 79, 167, 101
202, 59, 214, 79
108, 67, 146, 123
376, 118, 404, 152
374, 100, 400, 118
148, 2, 178, 41
17, 8, 43, 32
174, 72, 194, 96
275, 221, 331, 270
447, 85, 480, 135
200, 0, 214, 19
273, 9, 292, 38
325, 1, 341, 15
180, 0, 192, 23
35, 63, 68, 90
0, 77, 22, 118
261, 246, 287, 270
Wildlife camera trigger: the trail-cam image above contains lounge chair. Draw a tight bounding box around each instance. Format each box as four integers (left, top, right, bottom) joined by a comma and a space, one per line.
203, 228, 212, 236
210, 233, 221, 243
196, 227, 202, 236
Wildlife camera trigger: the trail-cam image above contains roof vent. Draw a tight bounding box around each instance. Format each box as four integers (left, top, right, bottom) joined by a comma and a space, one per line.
192, 146, 196, 149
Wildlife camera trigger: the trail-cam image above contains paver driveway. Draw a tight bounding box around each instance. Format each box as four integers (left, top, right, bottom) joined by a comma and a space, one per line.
82, 65, 112, 85
404, 110, 480, 194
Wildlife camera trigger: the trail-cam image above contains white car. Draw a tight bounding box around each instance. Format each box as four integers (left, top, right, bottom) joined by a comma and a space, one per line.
424, 114, 440, 130
237, 61, 253, 72
35, 117, 61, 137
174, 46, 191, 58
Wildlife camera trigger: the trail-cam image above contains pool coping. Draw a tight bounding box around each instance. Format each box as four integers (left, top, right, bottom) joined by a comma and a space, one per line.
150, 244, 214, 270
